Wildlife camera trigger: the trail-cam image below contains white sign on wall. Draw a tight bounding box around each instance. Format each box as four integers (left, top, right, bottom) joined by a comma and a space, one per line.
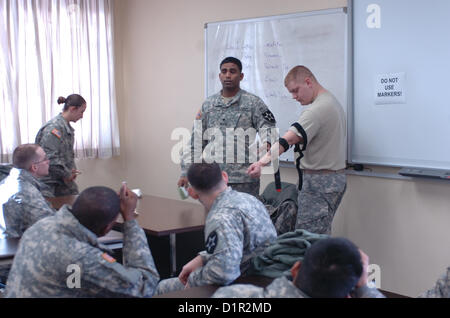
374, 72, 406, 105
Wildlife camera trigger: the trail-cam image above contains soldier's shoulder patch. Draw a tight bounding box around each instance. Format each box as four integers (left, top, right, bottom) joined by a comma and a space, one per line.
195, 109, 202, 120
101, 252, 116, 263
205, 231, 218, 254
51, 128, 62, 139
262, 110, 276, 123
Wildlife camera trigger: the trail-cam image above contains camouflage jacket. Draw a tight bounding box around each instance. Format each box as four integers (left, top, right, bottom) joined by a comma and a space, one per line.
35, 113, 77, 194
188, 187, 277, 287
5, 206, 160, 297
0, 168, 55, 238
181, 89, 276, 183
419, 267, 450, 298
213, 275, 385, 298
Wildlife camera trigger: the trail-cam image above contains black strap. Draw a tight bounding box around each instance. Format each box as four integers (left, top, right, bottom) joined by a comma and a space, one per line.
291, 123, 308, 190
278, 138, 290, 152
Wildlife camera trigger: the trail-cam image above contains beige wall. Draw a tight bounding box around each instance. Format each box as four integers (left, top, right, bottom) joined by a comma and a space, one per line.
76, 0, 450, 297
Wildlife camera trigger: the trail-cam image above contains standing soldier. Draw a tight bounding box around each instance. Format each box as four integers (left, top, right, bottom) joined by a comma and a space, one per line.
178, 57, 276, 199
248, 65, 347, 234
35, 94, 86, 197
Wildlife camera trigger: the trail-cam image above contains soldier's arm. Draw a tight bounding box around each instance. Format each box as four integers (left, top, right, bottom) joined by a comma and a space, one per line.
252, 98, 277, 147
180, 106, 208, 178
77, 220, 160, 298
21, 191, 55, 224
3, 194, 54, 238
38, 130, 72, 180
212, 284, 264, 298
188, 216, 243, 287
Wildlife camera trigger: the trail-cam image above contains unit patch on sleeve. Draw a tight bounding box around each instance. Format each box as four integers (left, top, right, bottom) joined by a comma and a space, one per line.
205, 231, 218, 254
51, 128, 62, 139
101, 252, 116, 263
262, 110, 276, 123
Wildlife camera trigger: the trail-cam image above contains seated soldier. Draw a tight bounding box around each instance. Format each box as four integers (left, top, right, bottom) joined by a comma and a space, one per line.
5, 184, 160, 297
0, 144, 55, 239
155, 162, 277, 295
213, 237, 385, 298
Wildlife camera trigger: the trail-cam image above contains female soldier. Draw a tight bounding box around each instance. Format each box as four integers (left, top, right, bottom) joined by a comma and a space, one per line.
35, 94, 86, 197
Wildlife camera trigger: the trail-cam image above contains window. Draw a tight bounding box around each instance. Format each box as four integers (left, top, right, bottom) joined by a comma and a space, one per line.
0, 0, 120, 162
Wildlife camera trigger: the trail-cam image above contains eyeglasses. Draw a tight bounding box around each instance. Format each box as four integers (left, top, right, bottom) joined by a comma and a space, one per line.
34, 156, 49, 165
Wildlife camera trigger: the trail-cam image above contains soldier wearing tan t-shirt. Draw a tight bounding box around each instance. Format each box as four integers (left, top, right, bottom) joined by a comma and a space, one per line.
248, 65, 347, 234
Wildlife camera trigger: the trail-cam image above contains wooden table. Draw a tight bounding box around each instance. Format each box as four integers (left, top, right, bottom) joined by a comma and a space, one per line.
117, 195, 205, 277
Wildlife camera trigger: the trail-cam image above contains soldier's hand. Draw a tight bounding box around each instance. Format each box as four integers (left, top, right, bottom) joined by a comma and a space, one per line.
64, 170, 81, 184
177, 176, 189, 188
119, 182, 138, 221
247, 162, 262, 178
178, 255, 203, 285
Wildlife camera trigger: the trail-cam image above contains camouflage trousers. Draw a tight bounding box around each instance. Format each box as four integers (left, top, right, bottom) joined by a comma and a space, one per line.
229, 181, 260, 200
296, 173, 346, 235
154, 277, 185, 295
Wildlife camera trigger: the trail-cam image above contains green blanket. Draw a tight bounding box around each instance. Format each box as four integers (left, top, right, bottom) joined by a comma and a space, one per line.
248, 229, 329, 278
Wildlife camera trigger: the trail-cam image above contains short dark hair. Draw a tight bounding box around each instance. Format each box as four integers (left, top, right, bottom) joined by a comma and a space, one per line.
57, 94, 86, 111
71, 186, 120, 236
294, 237, 363, 298
12, 144, 40, 170
187, 163, 223, 192
220, 57, 242, 72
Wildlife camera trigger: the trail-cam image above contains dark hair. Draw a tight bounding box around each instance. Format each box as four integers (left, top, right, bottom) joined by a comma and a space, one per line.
71, 186, 120, 236
294, 237, 363, 298
187, 163, 223, 192
12, 144, 40, 170
57, 94, 86, 111
220, 57, 242, 72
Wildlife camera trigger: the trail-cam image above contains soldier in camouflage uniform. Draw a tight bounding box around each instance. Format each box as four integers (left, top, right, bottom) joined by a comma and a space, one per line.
5, 185, 160, 298
213, 237, 385, 298
248, 66, 347, 234
419, 266, 449, 298
178, 57, 276, 199
35, 94, 87, 197
156, 163, 277, 295
0, 144, 55, 239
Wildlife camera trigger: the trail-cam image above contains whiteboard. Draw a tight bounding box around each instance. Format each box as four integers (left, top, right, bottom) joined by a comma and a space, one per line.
351, 0, 450, 170
205, 9, 349, 162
